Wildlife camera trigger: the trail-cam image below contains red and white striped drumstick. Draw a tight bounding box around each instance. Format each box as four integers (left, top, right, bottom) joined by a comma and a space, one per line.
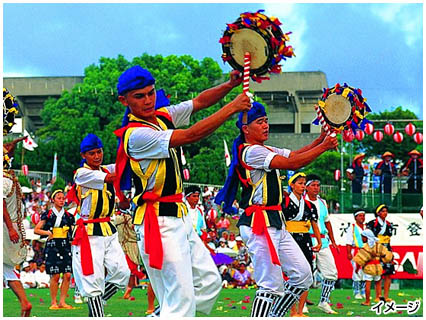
243, 52, 251, 95
242, 52, 251, 124
314, 104, 332, 136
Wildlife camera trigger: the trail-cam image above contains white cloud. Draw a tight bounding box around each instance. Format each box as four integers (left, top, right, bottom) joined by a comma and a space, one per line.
369, 4, 422, 47
263, 3, 307, 71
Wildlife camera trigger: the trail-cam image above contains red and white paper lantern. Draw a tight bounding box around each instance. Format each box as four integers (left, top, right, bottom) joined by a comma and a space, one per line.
393, 131, 403, 143
343, 129, 355, 142
334, 169, 341, 181
373, 131, 384, 142
413, 132, 423, 144
355, 130, 365, 141
21, 164, 29, 176
183, 168, 190, 181
31, 212, 40, 225
364, 123, 374, 135
384, 123, 394, 136
405, 123, 416, 136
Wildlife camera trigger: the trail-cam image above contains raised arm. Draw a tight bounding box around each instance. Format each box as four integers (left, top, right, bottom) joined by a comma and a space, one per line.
169, 93, 250, 148
291, 129, 327, 155
192, 70, 242, 113
269, 135, 338, 170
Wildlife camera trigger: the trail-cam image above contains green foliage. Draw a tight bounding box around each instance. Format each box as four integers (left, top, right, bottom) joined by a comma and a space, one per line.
52, 177, 66, 192
17, 174, 31, 188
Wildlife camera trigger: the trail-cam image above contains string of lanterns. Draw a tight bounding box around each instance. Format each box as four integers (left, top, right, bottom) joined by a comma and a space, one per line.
342, 122, 422, 144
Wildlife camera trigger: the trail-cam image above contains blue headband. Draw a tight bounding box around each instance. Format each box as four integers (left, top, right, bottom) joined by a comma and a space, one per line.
117, 66, 155, 96
80, 133, 103, 153
215, 102, 267, 213
236, 102, 267, 128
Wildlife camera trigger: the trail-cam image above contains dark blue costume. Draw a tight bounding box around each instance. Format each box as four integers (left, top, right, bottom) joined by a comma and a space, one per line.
41, 209, 74, 275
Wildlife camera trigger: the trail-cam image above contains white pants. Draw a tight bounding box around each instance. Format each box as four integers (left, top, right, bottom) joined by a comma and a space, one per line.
135, 214, 221, 317
315, 246, 338, 281
351, 260, 364, 281
240, 226, 312, 295
362, 270, 381, 282
72, 232, 130, 297
3, 263, 19, 282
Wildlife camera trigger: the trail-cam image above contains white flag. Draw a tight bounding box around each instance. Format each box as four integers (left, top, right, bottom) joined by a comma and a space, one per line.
224, 140, 231, 167
23, 130, 38, 151
180, 147, 187, 166
52, 153, 58, 183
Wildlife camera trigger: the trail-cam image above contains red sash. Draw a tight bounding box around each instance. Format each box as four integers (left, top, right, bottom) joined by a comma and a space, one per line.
114, 123, 149, 202
141, 192, 183, 270
72, 217, 111, 276
245, 204, 282, 266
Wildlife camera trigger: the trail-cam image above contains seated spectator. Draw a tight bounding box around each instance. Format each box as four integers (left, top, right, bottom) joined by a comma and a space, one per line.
20, 262, 37, 289
29, 260, 38, 273
35, 263, 50, 288
232, 262, 254, 288
219, 265, 234, 288
235, 236, 249, 264
205, 234, 217, 252
227, 232, 237, 250
215, 238, 229, 254
24, 239, 35, 262
32, 240, 45, 265
208, 230, 219, 248
221, 231, 229, 241
216, 214, 231, 235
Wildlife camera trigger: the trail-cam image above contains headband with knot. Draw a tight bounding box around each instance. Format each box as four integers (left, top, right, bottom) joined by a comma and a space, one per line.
117, 66, 155, 96
80, 133, 104, 153
215, 102, 267, 213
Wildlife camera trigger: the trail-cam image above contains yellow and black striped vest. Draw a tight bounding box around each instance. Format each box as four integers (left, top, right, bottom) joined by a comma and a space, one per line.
236, 143, 283, 229
123, 110, 187, 225
75, 164, 117, 236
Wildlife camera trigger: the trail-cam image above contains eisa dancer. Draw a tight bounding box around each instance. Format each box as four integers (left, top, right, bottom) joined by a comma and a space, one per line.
3, 88, 32, 316
72, 134, 130, 317
34, 190, 75, 309
282, 172, 321, 317
215, 102, 338, 317
114, 66, 250, 316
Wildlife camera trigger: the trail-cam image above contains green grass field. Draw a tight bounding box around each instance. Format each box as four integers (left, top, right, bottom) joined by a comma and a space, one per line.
3, 287, 423, 317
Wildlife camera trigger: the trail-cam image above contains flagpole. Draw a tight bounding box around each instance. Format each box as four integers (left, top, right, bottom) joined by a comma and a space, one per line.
21, 147, 25, 166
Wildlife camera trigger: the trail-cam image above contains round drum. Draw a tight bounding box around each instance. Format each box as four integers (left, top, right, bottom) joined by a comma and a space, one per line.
317, 83, 371, 133
221, 11, 294, 78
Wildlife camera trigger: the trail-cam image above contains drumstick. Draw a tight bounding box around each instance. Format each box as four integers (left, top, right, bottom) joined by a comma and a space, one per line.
314, 104, 332, 136
242, 52, 251, 124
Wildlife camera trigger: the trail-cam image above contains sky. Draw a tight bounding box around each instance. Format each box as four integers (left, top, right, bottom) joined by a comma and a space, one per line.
2, 2, 424, 119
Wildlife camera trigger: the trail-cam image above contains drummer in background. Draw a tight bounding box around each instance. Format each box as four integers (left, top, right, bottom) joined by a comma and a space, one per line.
366, 204, 395, 302
374, 152, 397, 206
346, 153, 366, 208
215, 102, 338, 317
345, 209, 366, 300
401, 150, 423, 194
184, 185, 207, 237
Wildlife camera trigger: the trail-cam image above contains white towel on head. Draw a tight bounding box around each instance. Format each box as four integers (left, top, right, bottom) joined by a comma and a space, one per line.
361, 229, 379, 248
